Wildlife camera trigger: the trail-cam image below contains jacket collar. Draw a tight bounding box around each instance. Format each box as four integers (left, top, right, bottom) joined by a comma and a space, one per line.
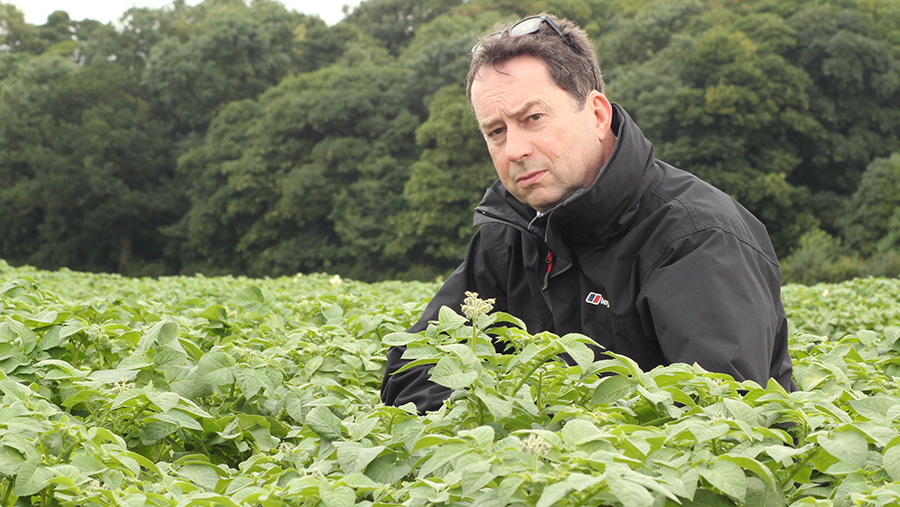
474, 104, 657, 254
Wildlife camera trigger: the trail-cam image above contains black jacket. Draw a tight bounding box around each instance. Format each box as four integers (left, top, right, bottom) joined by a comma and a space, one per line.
382, 104, 797, 413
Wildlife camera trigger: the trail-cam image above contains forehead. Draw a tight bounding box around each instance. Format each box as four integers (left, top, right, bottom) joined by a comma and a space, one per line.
471, 55, 562, 120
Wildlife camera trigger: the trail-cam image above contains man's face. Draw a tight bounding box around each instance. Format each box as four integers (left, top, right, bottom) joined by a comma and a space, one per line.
471, 55, 613, 213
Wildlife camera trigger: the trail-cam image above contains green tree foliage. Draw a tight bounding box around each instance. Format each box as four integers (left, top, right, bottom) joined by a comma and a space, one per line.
0, 2, 44, 54
0, 56, 177, 274
393, 84, 497, 277
1, 0, 899, 283
141, 0, 311, 135
174, 47, 421, 280
780, 228, 862, 285
343, 0, 467, 55
787, 3, 900, 195
602, 2, 820, 252
840, 153, 900, 255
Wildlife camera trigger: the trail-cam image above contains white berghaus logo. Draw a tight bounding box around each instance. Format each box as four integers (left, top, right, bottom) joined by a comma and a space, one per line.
585, 292, 610, 308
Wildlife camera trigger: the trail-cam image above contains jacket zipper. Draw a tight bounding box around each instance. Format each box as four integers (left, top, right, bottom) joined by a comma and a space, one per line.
476, 208, 557, 290
543, 251, 553, 290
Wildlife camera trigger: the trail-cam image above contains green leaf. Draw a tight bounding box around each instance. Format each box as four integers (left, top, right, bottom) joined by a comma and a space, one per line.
497, 475, 525, 505
345, 416, 379, 441
561, 419, 604, 447
764, 443, 812, 464
743, 476, 786, 507
591, 374, 634, 405
139, 421, 178, 446
147, 409, 203, 431
335, 442, 386, 474
429, 356, 478, 390
606, 469, 654, 507
856, 330, 878, 346
461, 458, 496, 496
8, 320, 38, 354
474, 389, 513, 421
177, 463, 220, 491
439, 343, 480, 367
199, 305, 228, 324
234, 286, 268, 313
436, 305, 468, 332
665, 419, 729, 444
491, 312, 527, 330
818, 428, 868, 468
458, 425, 494, 450
196, 350, 235, 386
88, 368, 138, 383
145, 388, 180, 412
138, 321, 178, 352
411, 435, 458, 451
319, 483, 356, 507
14, 459, 53, 496
117, 352, 153, 371
419, 442, 469, 477
24, 309, 70, 328
699, 460, 746, 503
38, 323, 82, 351
849, 395, 900, 422
636, 384, 671, 405
306, 406, 343, 440
0, 446, 26, 476
558, 333, 595, 369
235, 367, 265, 399
719, 455, 777, 492
567, 472, 604, 492
381, 332, 423, 346
69, 453, 107, 477
249, 426, 277, 451
723, 397, 761, 426
883, 442, 900, 482
536, 480, 573, 507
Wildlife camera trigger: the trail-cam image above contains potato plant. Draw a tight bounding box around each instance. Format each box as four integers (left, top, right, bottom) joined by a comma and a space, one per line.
0, 259, 899, 506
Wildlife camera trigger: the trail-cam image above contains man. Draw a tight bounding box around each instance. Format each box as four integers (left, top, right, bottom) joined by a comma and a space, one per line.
382, 13, 796, 413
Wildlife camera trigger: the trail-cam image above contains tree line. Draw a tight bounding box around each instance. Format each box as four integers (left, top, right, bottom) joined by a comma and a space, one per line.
1, 0, 898, 283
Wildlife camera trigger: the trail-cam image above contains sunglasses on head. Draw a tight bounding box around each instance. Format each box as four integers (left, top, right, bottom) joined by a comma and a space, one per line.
473, 15, 582, 55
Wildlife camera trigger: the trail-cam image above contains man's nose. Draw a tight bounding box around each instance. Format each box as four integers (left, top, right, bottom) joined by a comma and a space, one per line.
504, 125, 532, 162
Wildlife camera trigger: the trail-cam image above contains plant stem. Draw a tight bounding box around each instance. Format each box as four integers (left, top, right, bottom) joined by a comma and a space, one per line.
780, 447, 821, 490
156, 443, 172, 462
510, 353, 554, 397
227, 380, 237, 402
1, 478, 12, 506
120, 400, 152, 440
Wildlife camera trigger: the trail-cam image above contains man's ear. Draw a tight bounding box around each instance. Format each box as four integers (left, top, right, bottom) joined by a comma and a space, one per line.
589, 90, 613, 142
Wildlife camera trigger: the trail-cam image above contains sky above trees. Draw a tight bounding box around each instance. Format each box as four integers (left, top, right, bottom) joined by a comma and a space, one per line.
8, 0, 361, 25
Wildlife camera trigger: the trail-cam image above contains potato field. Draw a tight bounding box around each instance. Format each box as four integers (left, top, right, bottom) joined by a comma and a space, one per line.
1, 259, 899, 506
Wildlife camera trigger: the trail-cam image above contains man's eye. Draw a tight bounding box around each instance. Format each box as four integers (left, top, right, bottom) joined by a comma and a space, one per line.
488, 127, 505, 137
528, 113, 543, 122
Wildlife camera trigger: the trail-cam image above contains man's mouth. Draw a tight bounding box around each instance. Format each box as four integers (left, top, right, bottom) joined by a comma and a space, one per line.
516, 170, 546, 187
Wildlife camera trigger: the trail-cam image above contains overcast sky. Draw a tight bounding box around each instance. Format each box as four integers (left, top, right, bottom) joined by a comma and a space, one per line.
9, 0, 363, 26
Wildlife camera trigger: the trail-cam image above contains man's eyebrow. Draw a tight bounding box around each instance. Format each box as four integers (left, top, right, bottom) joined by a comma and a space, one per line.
479, 100, 544, 132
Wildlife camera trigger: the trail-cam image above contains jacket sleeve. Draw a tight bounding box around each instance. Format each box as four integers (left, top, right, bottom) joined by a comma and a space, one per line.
635, 227, 796, 391
380, 226, 507, 412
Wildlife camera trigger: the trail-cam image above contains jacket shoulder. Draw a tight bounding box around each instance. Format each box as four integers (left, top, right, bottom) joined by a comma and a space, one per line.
642, 163, 779, 266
